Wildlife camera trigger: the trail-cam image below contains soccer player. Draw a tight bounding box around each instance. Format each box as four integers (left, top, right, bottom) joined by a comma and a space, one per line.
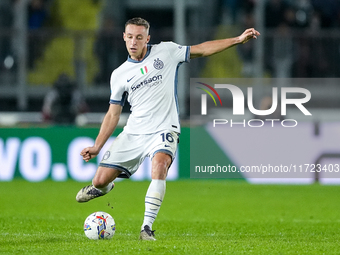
76, 17, 260, 240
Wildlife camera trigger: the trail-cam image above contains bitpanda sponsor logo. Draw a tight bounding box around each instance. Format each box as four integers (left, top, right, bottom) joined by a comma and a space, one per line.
131, 75, 163, 92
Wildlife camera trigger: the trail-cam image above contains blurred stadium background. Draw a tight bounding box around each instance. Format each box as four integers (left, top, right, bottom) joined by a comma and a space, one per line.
0, 0, 340, 183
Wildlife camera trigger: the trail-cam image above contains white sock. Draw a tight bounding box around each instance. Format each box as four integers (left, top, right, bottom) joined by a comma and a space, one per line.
93, 182, 113, 194
141, 179, 166, 230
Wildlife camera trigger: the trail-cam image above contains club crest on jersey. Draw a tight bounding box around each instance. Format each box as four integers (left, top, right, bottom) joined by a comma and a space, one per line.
153, 58, 164, 70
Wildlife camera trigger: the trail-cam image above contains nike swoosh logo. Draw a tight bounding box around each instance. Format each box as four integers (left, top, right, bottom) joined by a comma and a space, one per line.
127, 75, 136, 82
164, 145, 171, 148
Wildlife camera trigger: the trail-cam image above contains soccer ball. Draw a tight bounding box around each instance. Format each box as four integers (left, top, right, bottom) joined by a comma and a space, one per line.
84, 211, 116, 240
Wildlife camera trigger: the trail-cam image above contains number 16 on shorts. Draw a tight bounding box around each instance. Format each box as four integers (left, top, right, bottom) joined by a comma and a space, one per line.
161, 132, 175, 144
156, 131, 179, 157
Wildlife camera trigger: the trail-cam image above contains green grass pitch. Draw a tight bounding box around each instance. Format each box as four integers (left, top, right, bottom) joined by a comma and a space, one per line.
1, 179, 340, 254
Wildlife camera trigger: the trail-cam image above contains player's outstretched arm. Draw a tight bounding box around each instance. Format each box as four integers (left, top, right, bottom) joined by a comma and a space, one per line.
190, 28, 260, 59
80, 103, 122, 162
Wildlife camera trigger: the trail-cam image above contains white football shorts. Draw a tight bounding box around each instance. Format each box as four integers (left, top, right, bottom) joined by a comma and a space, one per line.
99, 130, 179, 178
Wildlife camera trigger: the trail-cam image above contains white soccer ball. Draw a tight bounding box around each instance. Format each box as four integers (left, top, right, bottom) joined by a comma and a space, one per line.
84, 211, 116, 240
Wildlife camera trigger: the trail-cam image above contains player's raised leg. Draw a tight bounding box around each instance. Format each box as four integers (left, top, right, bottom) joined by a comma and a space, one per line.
76, 166, 121, 202
140, 152, 171, 240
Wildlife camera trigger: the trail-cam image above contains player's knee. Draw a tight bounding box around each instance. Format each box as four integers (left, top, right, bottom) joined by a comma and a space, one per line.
92, 175, 109, 189
153, 157, 171, 170
154, 152, 172, 165
152, 158, 171, 179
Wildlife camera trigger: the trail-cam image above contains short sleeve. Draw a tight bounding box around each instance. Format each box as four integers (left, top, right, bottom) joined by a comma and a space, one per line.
109, 72, 128, 106
163, 42, 190, 63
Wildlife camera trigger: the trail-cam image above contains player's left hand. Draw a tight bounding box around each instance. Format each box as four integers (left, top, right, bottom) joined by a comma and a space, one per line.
239, 28, 260, 44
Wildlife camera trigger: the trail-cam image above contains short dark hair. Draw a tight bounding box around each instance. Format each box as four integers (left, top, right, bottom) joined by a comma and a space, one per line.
125, 17, 150, 31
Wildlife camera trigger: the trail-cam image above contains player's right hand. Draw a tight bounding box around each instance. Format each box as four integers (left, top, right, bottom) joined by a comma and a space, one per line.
80, 147, 100, 162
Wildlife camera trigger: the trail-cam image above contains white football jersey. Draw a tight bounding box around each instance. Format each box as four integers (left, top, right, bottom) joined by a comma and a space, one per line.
109, 42, 190, 134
